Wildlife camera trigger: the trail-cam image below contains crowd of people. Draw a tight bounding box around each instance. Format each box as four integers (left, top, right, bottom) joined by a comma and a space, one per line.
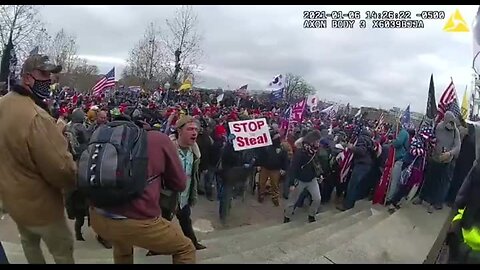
0, 53, 479, 264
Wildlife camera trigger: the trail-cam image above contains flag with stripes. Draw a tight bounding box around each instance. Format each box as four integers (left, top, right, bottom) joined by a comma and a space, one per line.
375, 113, 385, 133
339, 121, 365, 183
339, 138, 357, 183
92, 67, 115, 96
436, 80, 459, 123
372, 144, 395, 205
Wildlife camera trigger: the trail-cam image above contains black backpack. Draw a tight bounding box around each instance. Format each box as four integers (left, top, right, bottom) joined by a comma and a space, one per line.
77, 120, 149, 208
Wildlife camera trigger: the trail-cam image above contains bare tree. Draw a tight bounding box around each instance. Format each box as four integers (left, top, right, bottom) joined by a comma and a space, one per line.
44, 29, 79, 73
160, 5, 203, 86
71, 58, 99, 76
123, 22, 168, 87
284, 73, 315, 102
0, 5, 44, 81
58, 58, 100, 92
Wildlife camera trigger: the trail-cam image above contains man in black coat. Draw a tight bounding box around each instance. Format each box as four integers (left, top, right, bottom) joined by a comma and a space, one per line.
446, 123, 476, 206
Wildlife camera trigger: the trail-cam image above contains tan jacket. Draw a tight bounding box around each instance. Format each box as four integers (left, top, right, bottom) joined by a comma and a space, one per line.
0, 92, 76, 227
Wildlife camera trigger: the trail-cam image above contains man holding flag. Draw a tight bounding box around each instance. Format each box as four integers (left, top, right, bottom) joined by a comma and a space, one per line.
385, 105, 411, 204
414, 110, 461, 213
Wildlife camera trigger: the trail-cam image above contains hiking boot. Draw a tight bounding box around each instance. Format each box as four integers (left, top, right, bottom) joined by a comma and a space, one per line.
412, 198, 423, 205
434, 203, 443, 210
283, 217, 291, 223
336, 205, 348, 212
195, 243, 207, 250
427, 205, 435, 214
308, 215, 316, 223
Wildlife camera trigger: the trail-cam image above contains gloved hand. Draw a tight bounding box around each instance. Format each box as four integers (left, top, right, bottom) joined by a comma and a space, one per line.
243, 163, 252, 169
280, 170, 286, 176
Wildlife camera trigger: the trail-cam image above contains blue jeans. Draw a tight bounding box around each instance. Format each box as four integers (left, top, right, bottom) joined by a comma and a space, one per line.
343, 164, 371, 209
218, 167, 251, 222
0, 242, 8, 264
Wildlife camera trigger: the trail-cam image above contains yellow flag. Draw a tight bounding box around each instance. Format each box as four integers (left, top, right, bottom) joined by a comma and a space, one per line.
461, 87, 469, 120
443, 9, 470, 32
179, 79, 192, 91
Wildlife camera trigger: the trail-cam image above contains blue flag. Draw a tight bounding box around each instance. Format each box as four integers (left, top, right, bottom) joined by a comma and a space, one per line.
400, 105, 411, 129
270, 87, 284, 101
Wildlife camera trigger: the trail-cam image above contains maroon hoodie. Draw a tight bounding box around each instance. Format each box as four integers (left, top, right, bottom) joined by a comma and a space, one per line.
106, 131, 187, 220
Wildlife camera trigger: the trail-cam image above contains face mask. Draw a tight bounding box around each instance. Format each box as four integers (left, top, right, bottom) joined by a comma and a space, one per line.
31, 78, 52, 100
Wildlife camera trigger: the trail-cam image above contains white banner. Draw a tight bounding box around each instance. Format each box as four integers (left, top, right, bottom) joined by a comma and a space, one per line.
228, 118, 272, 151
307, 95, 319, 110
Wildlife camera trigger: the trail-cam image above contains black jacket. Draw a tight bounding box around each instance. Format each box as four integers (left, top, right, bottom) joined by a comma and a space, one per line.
455, 162, 480, 229
196, 132, 213, 171
451, 124, 476, 191
352, 133, 374, 166
209, 138, 224, 168
288, 150, 322, 186
256, 144, 289, 171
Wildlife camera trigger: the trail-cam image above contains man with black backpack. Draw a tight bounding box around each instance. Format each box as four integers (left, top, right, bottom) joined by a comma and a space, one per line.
80, 114, 196, 264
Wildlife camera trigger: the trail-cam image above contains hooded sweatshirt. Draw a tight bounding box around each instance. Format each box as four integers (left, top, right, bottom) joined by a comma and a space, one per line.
433, 111, 461, 163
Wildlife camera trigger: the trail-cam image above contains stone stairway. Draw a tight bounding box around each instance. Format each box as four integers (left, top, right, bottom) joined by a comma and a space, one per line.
0, 200, 450, 264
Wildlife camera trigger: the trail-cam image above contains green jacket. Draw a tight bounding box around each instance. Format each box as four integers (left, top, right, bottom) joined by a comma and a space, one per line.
169, 135, 201, 207
393, 128, 409, 161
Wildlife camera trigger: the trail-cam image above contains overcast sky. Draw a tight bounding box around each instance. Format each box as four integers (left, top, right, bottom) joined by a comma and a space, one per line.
39, 5, 478, 113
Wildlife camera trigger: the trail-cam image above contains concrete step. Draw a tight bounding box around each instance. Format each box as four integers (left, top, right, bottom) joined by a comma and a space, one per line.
320, 204, 451, 264
2, 241, 181, 264
200, 204, 379, 264
280, 207, 389, 264
198, 200, 372, 262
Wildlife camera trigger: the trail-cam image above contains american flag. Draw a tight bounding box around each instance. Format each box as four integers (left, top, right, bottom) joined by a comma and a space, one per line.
436, 81, 460, 123
339, 138, 357, 183
375, 113, 385, 132
92, 67, 115, 96
339, 121, 365, 183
